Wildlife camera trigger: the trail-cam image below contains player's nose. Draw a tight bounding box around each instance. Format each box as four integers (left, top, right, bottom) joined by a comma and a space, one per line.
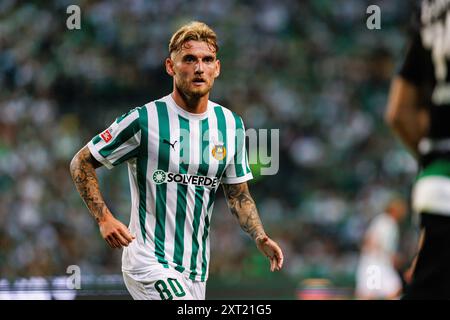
194, 61, 204, 74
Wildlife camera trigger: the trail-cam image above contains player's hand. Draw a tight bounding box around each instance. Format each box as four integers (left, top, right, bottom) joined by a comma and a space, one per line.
98, 214, 135, 249
255, 235, 284, 272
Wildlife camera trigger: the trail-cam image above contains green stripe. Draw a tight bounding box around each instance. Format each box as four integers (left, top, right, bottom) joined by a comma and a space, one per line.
418, 160, 450, 180
189, 186, 205, 280
155, 101, 170, 267
200, 189, 216, 281
197, 118, 210, 176
213, 107, 227, 178
233, 113, 245, 177
245, 151, 251, 174
173, 116, 190, 273
137, 107, 148, 242
92, 135, 101, 145
189, 118, 210, 280
98, 118, 140, 158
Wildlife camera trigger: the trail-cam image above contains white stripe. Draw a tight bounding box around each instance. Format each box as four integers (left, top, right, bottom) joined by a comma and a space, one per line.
413, 176, 450, 215
239, 118, 252, 174
222, 108, 237, 179
127, 159, 139, 236
121, 159, 139, 270
206, 103, 220, 178
164, 106, 180, 266
144, 102, 158, 261
106, 130, 141, 165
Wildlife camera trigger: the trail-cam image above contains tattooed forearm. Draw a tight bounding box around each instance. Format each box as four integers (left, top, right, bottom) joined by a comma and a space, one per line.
223, 182, 266, 240
70, 146, 108, 223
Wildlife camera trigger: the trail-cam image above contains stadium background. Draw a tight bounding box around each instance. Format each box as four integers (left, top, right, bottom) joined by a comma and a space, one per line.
0, 0, 419, 299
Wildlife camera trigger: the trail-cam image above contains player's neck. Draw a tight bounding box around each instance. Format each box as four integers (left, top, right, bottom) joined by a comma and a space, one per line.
171, 88, 208, 114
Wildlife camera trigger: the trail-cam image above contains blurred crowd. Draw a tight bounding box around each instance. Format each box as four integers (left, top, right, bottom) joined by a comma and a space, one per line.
0, 0, 419, 291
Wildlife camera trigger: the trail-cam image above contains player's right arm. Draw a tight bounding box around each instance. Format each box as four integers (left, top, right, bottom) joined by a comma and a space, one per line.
385, 25, 431, 158
385, 77, 429, 158
70, 146, 135, 249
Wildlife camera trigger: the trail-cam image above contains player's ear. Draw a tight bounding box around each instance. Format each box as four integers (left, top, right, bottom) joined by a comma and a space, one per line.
214, 59, 221, 78
165, 57, 175, 76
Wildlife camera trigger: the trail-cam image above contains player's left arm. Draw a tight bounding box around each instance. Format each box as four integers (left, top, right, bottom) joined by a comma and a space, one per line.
222, 182, 284, 272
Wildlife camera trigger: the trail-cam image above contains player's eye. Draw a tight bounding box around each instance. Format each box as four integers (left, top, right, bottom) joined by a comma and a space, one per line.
183, 55, 196, 63
203, 56, 215, 63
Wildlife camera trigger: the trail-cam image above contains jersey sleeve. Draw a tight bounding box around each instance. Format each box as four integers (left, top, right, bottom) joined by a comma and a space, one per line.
398, 31, 430, 87
397, 2, 435, 88
221, 114, 253, 184
87, 108, 142, 169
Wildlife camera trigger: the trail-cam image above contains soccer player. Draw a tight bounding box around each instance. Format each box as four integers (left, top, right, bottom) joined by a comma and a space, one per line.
70, 21, 283, 300
355, 197, 407, 300
385, 1, 450, 299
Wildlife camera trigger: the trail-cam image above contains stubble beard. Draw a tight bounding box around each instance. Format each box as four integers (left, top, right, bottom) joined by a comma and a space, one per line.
177, 80, 211, 100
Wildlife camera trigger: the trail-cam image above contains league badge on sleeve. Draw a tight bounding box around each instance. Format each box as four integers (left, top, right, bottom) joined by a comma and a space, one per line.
100, 129, 113, 143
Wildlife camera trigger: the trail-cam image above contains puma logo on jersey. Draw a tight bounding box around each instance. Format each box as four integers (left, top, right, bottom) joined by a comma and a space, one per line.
163, 139, 177, 150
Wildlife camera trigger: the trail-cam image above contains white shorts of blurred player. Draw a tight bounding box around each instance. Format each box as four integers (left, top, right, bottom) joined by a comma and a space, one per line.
355, 257, 402, 300
123, 268, 205, 300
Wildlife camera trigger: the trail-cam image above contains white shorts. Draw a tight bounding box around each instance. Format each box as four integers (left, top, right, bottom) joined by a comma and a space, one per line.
123, 268, 206, 300
355, 259, 402, 299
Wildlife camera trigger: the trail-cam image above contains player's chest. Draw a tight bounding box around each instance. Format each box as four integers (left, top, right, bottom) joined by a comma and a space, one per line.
145, 120, 230, 177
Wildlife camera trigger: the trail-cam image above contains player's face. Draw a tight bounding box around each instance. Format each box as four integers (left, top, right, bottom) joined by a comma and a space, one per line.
166, 40, 220, 98
391, 200, 407, 221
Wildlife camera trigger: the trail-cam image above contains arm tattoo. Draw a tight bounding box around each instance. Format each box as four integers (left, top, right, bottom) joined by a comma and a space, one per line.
223, 182, 266, 240
70, 146, 108, 223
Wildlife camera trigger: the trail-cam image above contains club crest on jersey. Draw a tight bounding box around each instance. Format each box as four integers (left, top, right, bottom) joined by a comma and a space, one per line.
152, 170, 167, 184
212, 143, 226, 161
100, 129, 112, 143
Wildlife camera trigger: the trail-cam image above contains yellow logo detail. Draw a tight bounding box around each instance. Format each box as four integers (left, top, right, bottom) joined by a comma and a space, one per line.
212, 144, 226, 161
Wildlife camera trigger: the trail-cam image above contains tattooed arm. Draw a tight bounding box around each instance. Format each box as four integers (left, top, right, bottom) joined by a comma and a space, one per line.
223, 182, 284, 271
70, 145, 135, 248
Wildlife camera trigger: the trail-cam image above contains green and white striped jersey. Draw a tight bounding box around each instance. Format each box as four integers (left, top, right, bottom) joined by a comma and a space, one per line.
87, 94, 253, 281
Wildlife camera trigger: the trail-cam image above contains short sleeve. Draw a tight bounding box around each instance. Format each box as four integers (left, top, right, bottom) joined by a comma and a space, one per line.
221, 114, 253, 184
87, 108, 141, 169
398, 31, 431, 87
397, 2, 435, 88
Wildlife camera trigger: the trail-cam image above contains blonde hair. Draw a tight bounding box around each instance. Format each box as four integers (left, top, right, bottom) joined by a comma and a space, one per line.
169, 21, 219, 55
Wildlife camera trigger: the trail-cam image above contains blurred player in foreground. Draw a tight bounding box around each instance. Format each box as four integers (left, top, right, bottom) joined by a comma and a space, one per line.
355, 197, 407, 299
385, 0, 450, 299
70, 21, 283, 300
